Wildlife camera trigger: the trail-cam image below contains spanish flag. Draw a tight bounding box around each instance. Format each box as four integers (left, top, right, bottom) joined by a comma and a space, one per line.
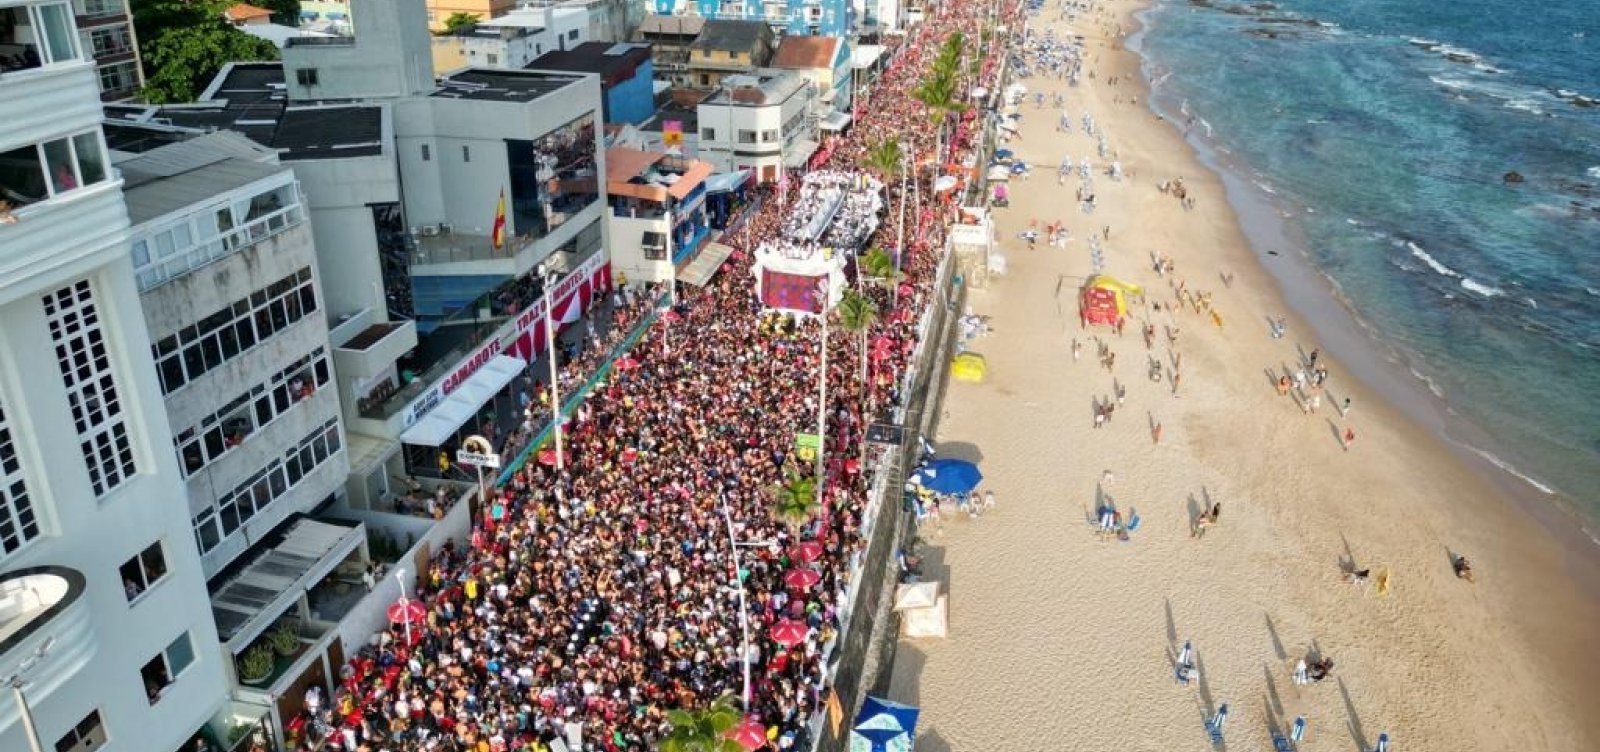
491, 188, 507, 251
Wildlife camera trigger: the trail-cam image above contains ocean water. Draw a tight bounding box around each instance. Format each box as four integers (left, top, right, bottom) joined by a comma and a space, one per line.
1133, 0, 1600, 518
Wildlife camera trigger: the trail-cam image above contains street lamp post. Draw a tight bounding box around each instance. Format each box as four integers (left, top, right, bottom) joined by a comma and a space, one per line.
716, 494, 774, 712
538, 264, 565, 470
663, 209, 676, 355
6, 638, 56, 752
393, 568, 413, 646
892, 147, 910, 310
814, 280, 833, 510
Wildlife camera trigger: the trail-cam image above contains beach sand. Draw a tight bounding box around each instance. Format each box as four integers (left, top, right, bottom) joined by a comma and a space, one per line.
888, 1, 1600, 750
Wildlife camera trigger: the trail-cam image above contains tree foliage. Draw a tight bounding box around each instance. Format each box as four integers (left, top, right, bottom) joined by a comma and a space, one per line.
835, 288, 880, 386
861, 136, 903, 182
132, 0, 279, 103
441, 12, 481, 34
660, 695, 745, 752
767, 466, 820, 535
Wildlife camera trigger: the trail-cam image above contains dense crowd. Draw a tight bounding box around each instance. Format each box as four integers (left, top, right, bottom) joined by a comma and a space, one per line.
289, 2, 1022, 751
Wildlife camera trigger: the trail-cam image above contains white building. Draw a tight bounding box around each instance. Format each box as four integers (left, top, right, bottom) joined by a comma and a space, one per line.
429, 5, 589, 74
0, 2, 230, 750
695, 70, 819, 183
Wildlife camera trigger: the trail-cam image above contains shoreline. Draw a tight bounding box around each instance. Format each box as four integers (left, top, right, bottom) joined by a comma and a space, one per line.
890, 0, 1600, 748
1125, 0, 1600, 585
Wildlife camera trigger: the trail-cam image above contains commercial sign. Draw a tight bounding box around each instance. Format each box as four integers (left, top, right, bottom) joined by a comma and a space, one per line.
794, 432, 820, 463
399, 252, 609, 429
456, 435, 501, 469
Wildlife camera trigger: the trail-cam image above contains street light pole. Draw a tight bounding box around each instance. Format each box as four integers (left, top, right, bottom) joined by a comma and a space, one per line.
6, 638, 55, 752
539, 265, 565, 471
663, 209, 675, 355
717, 494, 754, 711
393, 568, 412, 646
814, 280, 831, 510
892, 147, 909, 310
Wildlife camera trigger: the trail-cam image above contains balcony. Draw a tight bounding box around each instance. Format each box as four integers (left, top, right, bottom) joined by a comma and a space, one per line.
0, 567, 97, 728
133, 195, 307, 292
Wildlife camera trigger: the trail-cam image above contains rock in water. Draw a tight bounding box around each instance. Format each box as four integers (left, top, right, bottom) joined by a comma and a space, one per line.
1504, 171, 1525, 184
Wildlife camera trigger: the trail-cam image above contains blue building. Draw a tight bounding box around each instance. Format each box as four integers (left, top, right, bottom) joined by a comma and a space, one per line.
529, 42, 658, 125
652, 0, 855, 37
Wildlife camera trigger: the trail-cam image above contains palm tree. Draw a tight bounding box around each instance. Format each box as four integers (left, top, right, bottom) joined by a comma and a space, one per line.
835, 288, 879, 386
861, 136, 903, 183
767, 466, 820, 535
859, 247, 898, 285
661, 695, 745, 752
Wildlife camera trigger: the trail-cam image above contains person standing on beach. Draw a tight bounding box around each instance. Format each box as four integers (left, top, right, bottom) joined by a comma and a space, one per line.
1343, 427, 1356, 451
1152, 421, 1163, 444
1341, 397, 1352, 416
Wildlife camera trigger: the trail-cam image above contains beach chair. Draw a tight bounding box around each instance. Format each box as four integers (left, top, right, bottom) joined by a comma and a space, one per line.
1293, 659, 1309, 686
1207, 704, 1229, 745
1174, 640, 1194, 684
1272, 733, 1294, 752
1373, 732, 1390, 752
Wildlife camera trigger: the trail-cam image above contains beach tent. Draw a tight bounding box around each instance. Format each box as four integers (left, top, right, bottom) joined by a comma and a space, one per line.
1079, 274, 1143, 327
893, 582, 940, 611
894, 583, 948, 638
850, 697, 920, 752
986, 165, 1012, 182
914, 458, 983, 494
950, 352, 987, 382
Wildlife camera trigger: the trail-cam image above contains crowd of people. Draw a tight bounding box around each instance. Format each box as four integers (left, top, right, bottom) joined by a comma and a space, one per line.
285, 2, 1024, 751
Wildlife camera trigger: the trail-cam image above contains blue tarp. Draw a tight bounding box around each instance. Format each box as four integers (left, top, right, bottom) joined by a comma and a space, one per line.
703, 170, 752, 194
913, 458, 983, 495
850, 696, 920, 752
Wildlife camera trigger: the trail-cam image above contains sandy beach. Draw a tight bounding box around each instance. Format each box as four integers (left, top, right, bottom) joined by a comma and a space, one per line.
889, 0, 1600, 749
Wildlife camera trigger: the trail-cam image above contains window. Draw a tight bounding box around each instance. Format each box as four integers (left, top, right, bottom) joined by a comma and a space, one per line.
0, 4, 80, 69
295, 68, 319, 86
44, 280, 135, 498
701, 127, 716, 141
120, 541, 167, 602
641, 231, 667, 260
737, 130, 757, 144
0, 396, 39, 560
97, 62, 137, 96
80, 0, 123, 17
141, 632, 195, 704
486, 53, 498, 65
53, 710, 107, 752
761, 129, 779, 143
567, 29, 579, 40
192, 419, 342, 554
89, 26, 132, 57
151, 268, 318, 395
421, 143, 431, 161
0, 130, 110, 209
461, 145, 471, 162
172, 348, 330, 477
699, 74, 711, 86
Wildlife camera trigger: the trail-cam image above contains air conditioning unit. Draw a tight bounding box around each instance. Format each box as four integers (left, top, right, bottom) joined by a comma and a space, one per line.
420, 225, 440, 237
438, 222, 453, 235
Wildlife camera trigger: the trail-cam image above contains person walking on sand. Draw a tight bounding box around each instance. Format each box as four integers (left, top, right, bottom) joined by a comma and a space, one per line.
1152, 421, 1163, 444
1340, 397, 1352, 416
1343, 427, 1356, 451
1072, 338, 1082, 363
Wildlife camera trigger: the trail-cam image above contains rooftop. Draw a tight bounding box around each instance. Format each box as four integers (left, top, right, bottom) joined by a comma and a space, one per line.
637, 13, 706, 37
117, 137, 287, 225
431, 68, 586, 102
477, 5, 586, 30
224, 2, 274, 22
104, 63, 385, 160
689, 19, 772, 53
702, 71, 808, 107
770, 35, 841, 71
529, 42, 651, 78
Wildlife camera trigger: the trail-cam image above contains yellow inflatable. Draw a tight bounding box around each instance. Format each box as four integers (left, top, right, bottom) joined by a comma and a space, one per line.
1083, 274, 1144, 318
951, 352, 987, 382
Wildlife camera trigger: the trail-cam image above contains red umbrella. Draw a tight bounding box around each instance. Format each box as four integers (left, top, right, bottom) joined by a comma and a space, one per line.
783, 567, 821, 590
726, 718, 768, 751
790, 541, 824, 564
614, 356, 640, 371
538, 449, 558, 467
622, 447, 639, 464
663, 309, 683, 322
386, 598, 425, 625
770, 619, 808, 647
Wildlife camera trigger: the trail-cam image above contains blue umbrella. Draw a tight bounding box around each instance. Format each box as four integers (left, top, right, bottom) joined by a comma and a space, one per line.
850, 696, 920, 752
914, 458, 983, 495
994, 148, 1015, 160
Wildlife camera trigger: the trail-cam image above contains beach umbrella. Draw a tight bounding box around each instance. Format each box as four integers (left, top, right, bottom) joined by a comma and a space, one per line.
387, 598, 425, 625
784, 567, 821, 590
1375, 732, 1391, 752
726, 718, 768, 751
913, 458, 983, 494
790, 541, 824, 564
613, 356, 640, 371
994, 148, 1015, 160
770, 619, 808, 647
849, 696, 919, 752
663, 309, 683, 322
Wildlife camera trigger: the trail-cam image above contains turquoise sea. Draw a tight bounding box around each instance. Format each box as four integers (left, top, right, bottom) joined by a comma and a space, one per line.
1132, 0, 1600, 529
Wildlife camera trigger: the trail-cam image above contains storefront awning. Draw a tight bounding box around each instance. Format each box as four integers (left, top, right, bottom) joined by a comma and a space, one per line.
678, 242, 735, 286
704, 170, 750, 194
212, 518, 364, 653
399, 355, 525, 447
852, 44, 885, 69
784, 140, 820, 168
820, 111, 853, 132
345, 431, 400, 478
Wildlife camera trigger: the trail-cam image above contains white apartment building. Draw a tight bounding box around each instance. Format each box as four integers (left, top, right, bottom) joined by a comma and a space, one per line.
429, 5, 589, 74
696, 70, 819, 182
0, 2, 228, 750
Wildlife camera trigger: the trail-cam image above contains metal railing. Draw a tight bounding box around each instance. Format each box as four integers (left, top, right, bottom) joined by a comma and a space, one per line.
134, 203, 307, 292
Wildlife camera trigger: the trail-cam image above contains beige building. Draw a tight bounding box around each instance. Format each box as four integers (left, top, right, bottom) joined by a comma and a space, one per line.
424, 0, 514, 30
685, 18, 774, 90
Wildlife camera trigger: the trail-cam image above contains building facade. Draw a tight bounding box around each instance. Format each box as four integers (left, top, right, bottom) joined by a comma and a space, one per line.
0, 4, 228, 750
695, 70, 817, 181
73, 0, 142, 100
604, 146, 713, 284
429, 5, 588, 75
652, 0, 853, 36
